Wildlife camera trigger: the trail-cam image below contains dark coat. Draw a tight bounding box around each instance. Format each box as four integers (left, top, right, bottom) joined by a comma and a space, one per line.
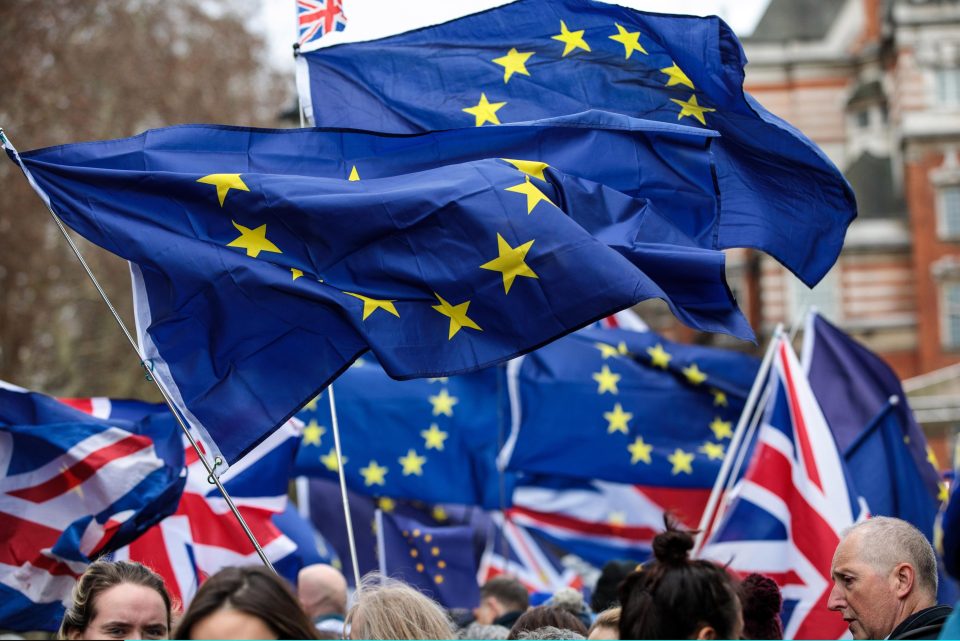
889, 604, 953, 640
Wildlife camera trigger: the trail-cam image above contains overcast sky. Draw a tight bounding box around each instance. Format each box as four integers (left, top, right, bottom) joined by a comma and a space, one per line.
256, 0, 771, 72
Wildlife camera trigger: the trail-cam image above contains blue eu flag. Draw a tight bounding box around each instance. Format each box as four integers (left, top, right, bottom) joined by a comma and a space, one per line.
500, 327, 759, 487
299, 0, 856, 286
7, 120, 749, 466
294, 356, 510, 508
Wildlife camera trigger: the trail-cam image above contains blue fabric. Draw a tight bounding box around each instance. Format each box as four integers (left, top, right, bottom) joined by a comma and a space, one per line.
10, 119, 750, 465
272, 504, 327, 584
300, 0, 856, 286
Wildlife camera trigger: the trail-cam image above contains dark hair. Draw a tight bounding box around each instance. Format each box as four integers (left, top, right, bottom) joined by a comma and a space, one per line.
619, 524, 740, 640
174, 566, 318, 639
507, 606, 588, 640
590, 560, 637, 613
481, 576, 530, 613
739, 573, 783, 639
59, 560, 172, 639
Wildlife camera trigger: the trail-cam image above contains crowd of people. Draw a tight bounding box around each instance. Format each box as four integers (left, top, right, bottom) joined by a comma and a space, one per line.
55, 517, 955, 640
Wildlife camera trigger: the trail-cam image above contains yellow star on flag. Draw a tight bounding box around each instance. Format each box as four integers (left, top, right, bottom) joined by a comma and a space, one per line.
699, 441, 725, 461
592, 365, 621, 395
552, 20, 591, 57
320, 448, 346, 472
463, 93, 506, 126
480, 233, 539, 294
683, 364, 707, 385
709, 417, 733, 440
711, 388, 728, 407
428, 388, 458, 417
628, 436, 653, 464
609, 23, 647, 58
595, 342, 622, 359
398, 449, 427, 476
670, 94, 717, 126
502, 159, 549, 181
604, 403, 633, 434
349, 165, 360, 181
421, 423, 449, 451
343, 291, 400, 321
360, 460, 388, 487
197, 173, 249, 207
377, 497, 396, 512
302, 419, 326, 447
505, 176, 555, 214
492, 48, 534, 83
660, 62, 694, 89
304, 393, 322, 411
939, 482, 950, 503
226, 221, 282, 259
668, 448, 695, 475
432, 293, 482, 339
927, 445, 940, 468
647, 343, 672, 369
291, 268, 304, 281
433, 506, 449, 522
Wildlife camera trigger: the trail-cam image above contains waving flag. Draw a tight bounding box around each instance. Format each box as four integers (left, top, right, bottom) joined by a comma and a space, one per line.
0, 383, 184, 631
297, 0, 346, 48
298, 0, 856, 286
701, 337, 865, 640
6, 116, 750, 468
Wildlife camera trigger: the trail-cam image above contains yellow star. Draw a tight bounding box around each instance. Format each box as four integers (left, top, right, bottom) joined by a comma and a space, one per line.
434, 575, 444, 585
492, 47, 534, 83
927, 445, 940, 468
502, 159, 549, 181
360, 460, 388, 487
668, 448, 695, 475
480, 233, 539, 294
661, 62, 694, 89
462, 93, 506, 126
709, 417, 733, 440
647, 343, 672, 369
604, 403, 633, 434
699, 441, 725, 461
608, 511, 627, 527
377, 497, 396, 513
552, 20, 591, 57
421, 423, 449, 451
628, 436, 653, 464
428, 389, 458, 417
197, 173, 249, 207
939, 482, 950, 503
302, 419, 326, 447
226, 221, 282, 259
304, 393, 322, 411
505, 176, 555, 214
320, 448, 346, 472
670, 94, 717, 126
595, 342, 622, 359
609, 23, 646, 59
432, 293, 482, 339
343, 291, 400, 321
593, 365, 621, 394
398, 449, 427, 476
349, 165, 360, 181
683, 364, 708, 385
432, 506, 448, 522
291, 268, 304, 281
711, 388, 728, 407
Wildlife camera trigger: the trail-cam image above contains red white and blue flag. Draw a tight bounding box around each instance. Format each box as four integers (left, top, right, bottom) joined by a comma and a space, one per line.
701, 337, 866, 639
297, 0, 346, 48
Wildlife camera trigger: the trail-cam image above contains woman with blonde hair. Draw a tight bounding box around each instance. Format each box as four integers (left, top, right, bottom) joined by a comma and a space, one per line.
346, 574, 454, 640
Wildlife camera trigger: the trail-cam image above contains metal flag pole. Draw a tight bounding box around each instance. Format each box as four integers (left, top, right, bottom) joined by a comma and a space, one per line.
1, 128, 275, 572
692, 323, 783, 556
327, 383, 362, 587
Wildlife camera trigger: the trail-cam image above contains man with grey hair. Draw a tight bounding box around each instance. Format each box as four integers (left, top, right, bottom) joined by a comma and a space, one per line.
828, 516, 952, 639
298, 563, 348, 637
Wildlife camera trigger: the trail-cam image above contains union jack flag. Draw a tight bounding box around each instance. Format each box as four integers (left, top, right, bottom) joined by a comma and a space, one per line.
701, 337, 867, 640
297, 0, 346, 48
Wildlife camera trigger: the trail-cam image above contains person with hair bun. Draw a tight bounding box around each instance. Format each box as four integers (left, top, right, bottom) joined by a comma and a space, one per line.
619, 522, 741, 640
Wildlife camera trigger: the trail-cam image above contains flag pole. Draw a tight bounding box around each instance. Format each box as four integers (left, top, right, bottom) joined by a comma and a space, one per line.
692, 323, 783, 556
0, 128, 276, 573
327, 383, 362, 587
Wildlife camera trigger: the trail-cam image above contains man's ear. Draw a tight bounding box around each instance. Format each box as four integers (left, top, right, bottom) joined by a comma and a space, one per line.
893, 562, 916, 599
695, 625, 717, 640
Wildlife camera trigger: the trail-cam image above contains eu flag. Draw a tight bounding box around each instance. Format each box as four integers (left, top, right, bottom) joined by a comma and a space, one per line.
294, 356, 510, 508
500, 327, 759, 487
6, 121, 749, 466
298, 0, 856, 287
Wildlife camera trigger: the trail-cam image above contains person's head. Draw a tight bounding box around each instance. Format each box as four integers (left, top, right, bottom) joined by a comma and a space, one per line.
345, 573, 453, 639
516, 625, 585, 640
828, 516, 939, 640
544, 588, 591, 628
507, 605, 589, 640
738, 574, 783, 640
587, 607, 620, 640
619, 525, 741, 640
475, 576, 530, 625
174, 565, 318, 640
59, 560, 172, 640
298, 563, 348, 619
458, 622, 510, 640
589, 561, 635, 613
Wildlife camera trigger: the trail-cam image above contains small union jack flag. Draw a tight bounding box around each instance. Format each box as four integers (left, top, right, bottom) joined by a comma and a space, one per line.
297, 0, 346, 48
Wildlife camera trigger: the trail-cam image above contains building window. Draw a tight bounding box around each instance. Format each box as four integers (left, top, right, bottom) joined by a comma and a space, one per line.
942, 282, 960, 349
936, 68, 960, 105
939, 185, 960, 239
788, 267, 839, 325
